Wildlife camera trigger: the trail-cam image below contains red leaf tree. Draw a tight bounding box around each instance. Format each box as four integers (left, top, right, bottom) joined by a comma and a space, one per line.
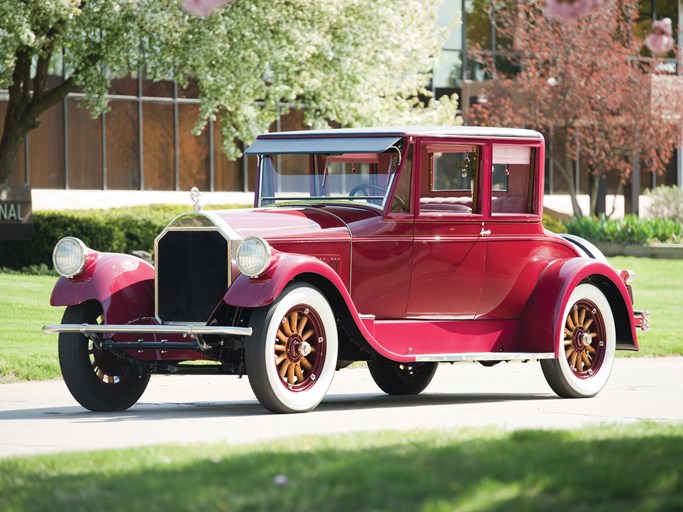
468, 0, 682, 217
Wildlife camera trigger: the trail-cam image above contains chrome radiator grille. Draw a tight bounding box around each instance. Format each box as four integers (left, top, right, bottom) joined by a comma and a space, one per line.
156, 230, 231, 323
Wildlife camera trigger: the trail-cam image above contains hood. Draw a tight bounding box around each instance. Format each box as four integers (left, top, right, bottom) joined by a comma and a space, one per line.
207, 206, 381, 241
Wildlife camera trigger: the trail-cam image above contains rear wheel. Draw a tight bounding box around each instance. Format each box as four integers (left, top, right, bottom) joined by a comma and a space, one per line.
368, 361, 438, 395
541, 283, 616, 398
245, 284, 338, 413
58, 301, 150, 411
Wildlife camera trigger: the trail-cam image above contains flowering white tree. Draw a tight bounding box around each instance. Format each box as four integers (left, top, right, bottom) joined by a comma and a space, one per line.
0, 0, 460, 184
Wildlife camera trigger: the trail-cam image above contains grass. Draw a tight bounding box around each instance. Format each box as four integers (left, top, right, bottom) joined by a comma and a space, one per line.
0, 274, 63, 382
609, 257, 683, 357
1, 423, 682, 511
0, 257, 680, 382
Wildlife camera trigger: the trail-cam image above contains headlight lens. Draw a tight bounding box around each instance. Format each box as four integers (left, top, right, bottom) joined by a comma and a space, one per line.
53, 237, 88, 278
236, 236, 272, 277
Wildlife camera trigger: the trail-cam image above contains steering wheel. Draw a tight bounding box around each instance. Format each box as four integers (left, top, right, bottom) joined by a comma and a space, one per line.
349, 183, 387, 197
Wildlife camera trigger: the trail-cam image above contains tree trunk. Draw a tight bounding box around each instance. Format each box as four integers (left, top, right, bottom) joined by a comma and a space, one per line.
0, 46, 75, 184
552, 155, 584, 217
0, 122, 27, 184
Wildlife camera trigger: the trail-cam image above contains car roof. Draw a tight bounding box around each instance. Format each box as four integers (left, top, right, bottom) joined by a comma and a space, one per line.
254, 126, 542, 140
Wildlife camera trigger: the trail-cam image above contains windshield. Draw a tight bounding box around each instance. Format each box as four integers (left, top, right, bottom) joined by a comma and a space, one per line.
257, 144, 403, 209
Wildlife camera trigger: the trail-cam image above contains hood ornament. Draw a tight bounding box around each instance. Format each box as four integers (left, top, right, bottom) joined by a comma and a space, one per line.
190, 187, 202, 212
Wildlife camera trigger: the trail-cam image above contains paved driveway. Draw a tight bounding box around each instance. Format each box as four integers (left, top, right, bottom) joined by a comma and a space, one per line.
1, 357, 681, 458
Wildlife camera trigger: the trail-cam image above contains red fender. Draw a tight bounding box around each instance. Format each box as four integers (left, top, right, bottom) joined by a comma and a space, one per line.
224, 251, 414, 362
50, 251, 155, 324
520, 258, 639, 356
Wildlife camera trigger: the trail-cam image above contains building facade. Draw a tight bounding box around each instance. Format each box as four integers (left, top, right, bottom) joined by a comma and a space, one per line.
1, 0, 681, 198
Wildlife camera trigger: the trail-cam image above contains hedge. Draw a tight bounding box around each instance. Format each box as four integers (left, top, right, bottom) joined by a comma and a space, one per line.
564, 215, 683, 245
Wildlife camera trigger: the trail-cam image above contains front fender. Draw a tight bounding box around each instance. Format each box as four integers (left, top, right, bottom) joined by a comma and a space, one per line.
224, 252, 413, 362
50, 252, 154, 324
520, 258, 638, 355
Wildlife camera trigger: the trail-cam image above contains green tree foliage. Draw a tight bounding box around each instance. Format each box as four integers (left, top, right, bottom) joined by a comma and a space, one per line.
0, 0, 460, 184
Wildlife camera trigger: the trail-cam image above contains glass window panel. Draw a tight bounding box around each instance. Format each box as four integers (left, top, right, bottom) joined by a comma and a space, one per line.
433, 50, 463, 88
491, 145, 536, 215
178, 104, 209, 192
142, 102, 174, 190
106, 100, 140, 189
212, 118, 243, 191
142, 78, 174, 98
28, 103, 65, 188
438, 0, 463, 50
110, 76, 138, 96
420, 145, 481, 215
67, 98, 103, 189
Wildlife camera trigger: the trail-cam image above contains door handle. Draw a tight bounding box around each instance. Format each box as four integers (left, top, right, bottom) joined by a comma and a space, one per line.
479, 223, 491, 236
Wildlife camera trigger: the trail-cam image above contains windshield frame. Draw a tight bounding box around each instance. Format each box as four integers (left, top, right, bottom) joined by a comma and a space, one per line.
254, 138, 407, 211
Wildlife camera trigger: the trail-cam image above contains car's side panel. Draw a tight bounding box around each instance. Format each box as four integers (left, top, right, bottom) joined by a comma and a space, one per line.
520, 258, 638, 355
223, 251, 416, 362
478, 233, 580, 318
50, 252, 155, 324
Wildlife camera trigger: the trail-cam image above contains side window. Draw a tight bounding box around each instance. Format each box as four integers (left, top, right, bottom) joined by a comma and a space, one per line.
419, 144, 481, 214
491, 145, 536, 215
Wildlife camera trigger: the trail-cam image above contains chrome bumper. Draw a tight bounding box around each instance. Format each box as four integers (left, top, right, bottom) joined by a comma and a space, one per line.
634, 310, 650, 331
42, 324, 252, 337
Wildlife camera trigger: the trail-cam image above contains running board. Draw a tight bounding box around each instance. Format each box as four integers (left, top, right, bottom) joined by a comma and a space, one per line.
414, 352, 555, 363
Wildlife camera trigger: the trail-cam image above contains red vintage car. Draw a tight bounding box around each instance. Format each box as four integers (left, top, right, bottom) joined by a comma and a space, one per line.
43, 127, 649, 413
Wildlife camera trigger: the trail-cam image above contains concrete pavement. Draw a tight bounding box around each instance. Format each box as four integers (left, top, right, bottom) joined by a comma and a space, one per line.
1, 357, 681, 458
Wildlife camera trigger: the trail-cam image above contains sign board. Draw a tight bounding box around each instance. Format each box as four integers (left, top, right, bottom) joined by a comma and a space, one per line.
0, 184, 32, 240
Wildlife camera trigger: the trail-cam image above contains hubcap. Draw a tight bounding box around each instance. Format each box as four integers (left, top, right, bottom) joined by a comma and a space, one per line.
273, 306, 325, 391
563, 300, 606, 378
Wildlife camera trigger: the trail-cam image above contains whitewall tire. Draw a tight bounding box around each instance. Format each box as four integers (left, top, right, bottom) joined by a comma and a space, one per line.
246, 283, 338, 413
541, 283, 616, 398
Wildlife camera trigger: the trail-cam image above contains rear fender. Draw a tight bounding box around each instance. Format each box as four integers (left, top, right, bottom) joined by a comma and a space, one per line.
224, 252, 413, 362
520, 258, 638, 355
50, 252, 155, 324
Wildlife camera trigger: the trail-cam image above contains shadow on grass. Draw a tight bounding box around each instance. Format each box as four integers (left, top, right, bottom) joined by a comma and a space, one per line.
1, 424, 681, 511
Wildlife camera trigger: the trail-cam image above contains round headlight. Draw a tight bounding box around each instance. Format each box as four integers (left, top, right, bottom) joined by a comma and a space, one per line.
53, 237, 88, 278
236, 236, 272, 277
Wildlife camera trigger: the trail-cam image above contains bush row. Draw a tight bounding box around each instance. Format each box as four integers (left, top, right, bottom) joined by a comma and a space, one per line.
0, 204, 245, 270
564, 215, 683, 245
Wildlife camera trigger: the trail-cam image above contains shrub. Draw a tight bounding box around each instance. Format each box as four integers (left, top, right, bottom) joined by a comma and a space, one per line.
645, 185, 683, 222
563, 215, 682, 244
542, 213, 568, 234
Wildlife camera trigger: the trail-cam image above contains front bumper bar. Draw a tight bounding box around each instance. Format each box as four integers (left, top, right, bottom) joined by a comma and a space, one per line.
42, 324, 252, 338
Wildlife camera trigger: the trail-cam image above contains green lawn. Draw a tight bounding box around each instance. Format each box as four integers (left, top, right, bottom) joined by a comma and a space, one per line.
1, 423, 682, 511
0, 274, 63, 382
0, 256, 680, 382
608, 257, 683, 357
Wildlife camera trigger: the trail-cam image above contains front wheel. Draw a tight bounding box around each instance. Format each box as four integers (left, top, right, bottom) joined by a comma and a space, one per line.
58, 301, 150, 411
368, 361, 438, 395
245, 283, 338, 413
540, 283, 616, 398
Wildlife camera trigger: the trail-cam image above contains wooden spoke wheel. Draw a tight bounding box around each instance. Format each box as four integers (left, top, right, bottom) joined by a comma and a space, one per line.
274, 306, 326, 391
246, 284, 338, 413
541, 283, 616, 398
562, 299, 607, 378
58, 301, 150, 411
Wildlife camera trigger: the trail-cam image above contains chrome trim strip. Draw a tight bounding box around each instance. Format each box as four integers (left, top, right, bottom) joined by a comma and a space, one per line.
414, 352, 555, 362
42, 324, 252, 337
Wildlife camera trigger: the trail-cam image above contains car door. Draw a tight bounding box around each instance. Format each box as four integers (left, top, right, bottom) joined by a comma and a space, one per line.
477, 141, 557, 319
406, 140, 486, 318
